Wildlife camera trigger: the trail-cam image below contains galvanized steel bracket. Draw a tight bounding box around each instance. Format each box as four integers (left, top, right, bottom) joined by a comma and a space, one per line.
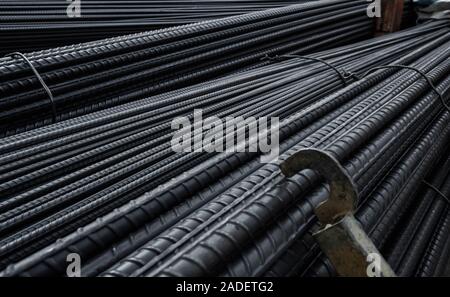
280, 148, 357, 225
280, 148, 396, 277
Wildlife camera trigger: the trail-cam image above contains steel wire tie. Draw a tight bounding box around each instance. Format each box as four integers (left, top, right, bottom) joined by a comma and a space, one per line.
5, 52, 57, 123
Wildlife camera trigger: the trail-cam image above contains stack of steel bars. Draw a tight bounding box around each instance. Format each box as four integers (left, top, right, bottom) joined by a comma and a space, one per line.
0, 19, 449, 276
115, 25, 450, 277
0, 1, 319, 53
0, 0, 375, 136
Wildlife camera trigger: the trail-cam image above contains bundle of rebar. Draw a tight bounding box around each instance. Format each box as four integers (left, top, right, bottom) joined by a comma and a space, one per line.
0, 1, 375, 137
129, 29, 450, 277
0, 0, 318, 54
0, 18, 449, 277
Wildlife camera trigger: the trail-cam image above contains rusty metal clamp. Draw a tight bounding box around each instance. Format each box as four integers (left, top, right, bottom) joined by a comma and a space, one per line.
280, 148, 396, 277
